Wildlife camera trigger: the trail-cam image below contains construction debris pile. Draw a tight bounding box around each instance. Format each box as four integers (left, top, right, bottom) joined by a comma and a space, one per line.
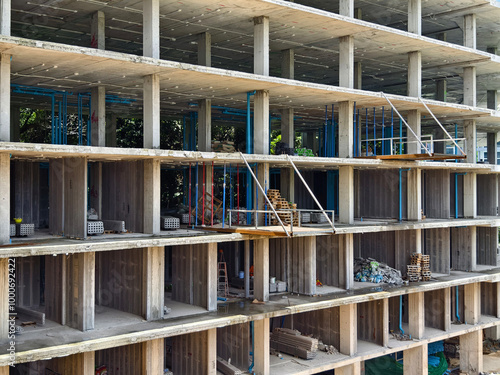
266, 189, 298, 226
407, 253, 431, 282
318, 341, 339, 355
354, 257, 404, 285
270, 328, 319, 360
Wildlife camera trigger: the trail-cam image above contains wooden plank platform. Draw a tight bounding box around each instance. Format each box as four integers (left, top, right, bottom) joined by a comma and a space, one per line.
356, 153, 467, 161
199, 225, 333, 237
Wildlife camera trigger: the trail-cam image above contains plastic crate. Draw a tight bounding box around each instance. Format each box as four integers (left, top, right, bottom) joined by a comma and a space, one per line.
301, 213, 311, 223
87, 220, 104, 235
161, 216, 180, 230
18, 223, 35, 236
181, 213, 194, 224
10, 224, 15, 237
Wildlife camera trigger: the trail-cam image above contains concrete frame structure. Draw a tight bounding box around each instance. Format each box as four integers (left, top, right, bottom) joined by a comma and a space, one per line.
0, 1, 500, 374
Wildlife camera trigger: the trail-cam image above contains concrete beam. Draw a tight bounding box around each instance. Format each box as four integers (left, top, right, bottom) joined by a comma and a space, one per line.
404, 345, 428, 374
198, 99, 211, 152
463, 66, 476, 107
354, 61, 362, 90
339, 35, 354, 89
407, 169, 422, 221
0, 0, 10, 36
464, 282, 480, 325
408, 292, 425, 339
407, 51, 421, 97
281, 49, 294, 79
339, 303, 357, 356
142, 247, 164, 320
254, 16, 269, 76
142, 339, 164, 375
144, 159, 161, 234
66, 252, 95, 331
460, 330, 482, 374
463, 14, 476, 49
254, 318, 270, 375
407, 109, 421, 154
487, 132, 497, 165
254, 239, 269, 302
143, 0, 160, 59
0, 154, 8, 244
408, 0, 421, 35
254, 90, 269, 155
197, 32, 211, 67
91, 11, 105, 49
339, 101, 354, 158
464, 173, 477, 218
436, 79, 446, 102
339, 0, 354, 18
339, 166, 354, 224
487, 90, 498, 111
336, 363, 360, 375
91, 86, 106, 147
0, 54, 10, 142
245, 240, 251, 298
143, 74, 160, 149
0, 259, 7, 340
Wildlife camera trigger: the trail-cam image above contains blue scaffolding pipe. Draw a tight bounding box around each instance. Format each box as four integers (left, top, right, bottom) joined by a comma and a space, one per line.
399, 295, 405, 335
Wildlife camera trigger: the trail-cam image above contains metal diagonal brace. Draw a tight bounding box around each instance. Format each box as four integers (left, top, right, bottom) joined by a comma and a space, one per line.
417, 97, 466, 156
285, 155, 336, 233
239, 152, 290, 237
381, 92, 433, 157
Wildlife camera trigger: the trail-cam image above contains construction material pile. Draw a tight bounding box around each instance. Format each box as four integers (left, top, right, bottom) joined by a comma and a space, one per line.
354, 257, 403, 285
318, 341, 339, 355
270, 328, 318, 360
266, 189, 298, 226
407, 253, 431, 282
212, 140, 235, 153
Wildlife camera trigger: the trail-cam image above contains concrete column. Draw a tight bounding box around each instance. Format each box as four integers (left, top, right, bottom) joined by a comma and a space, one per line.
354, 61, 362, 89
404, 345, 428, 374
407, 51, 422, 97
407, 168, 422, 221
254, 90, 269, 155
197, 32, 211, 67
65, 252, 95, 331
63, 157, 88, 239
339, 0, 354, 17
408, 0, 421, 35
254, 318, 270, 375
339, 303, 357, 356
143, 0, 160, 59
91, 11, 105, 49
464, 173, 477, 218
463, 66, 476, 107
105, 113, 117, 147
281, 49, 294, 79
339, 166, 354, 224
198, 99, 211, 152
206, 242, 218, 311
280, 108, 294, 202
10, 105, 19, 142
407, 110, 421, 154
463, 14, 476, 49
0, 0, 10, 36
339, 35, 354, 89
245, 240, 251, 298
487, 90, 498, 111
254, 238, 269, 302
144, 159, 161, 234
487, 132, 497, 165
465, 120, 476, 163
464, 282, 480, 324
142, 247, 164, 320
0, 259, 7, 340
336, 363, 360, 375
256, 163, 270, 226
0, 54, 10, 141
142, 339, 164, 375
206, 328, 217, 375
339, 101, 354, 158
436, 79, 447, 102
254, 16, 269, 76
0, 154, 9, 244
443, 287, 452, 332
143, 74, 160, 149
91, 86, 106, 147
460, 330, 482, 374
408, 292, 425, 339
340, 233, 354, 289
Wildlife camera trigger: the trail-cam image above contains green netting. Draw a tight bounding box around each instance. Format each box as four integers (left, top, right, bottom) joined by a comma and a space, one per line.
365, 352, 448, 375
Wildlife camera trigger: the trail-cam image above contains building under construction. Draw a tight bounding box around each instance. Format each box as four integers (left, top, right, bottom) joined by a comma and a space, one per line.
0, 0, 500, 374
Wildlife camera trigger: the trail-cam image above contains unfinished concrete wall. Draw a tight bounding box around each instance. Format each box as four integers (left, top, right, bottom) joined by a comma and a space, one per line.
395, 230, 419, 273
389, 295, 408, 332
357, 300, 387, 346
49, 159, 64, 235
96, 249, 143, 316
425, 289, 450, 331
217, 323, 251, 371
269, 238, 287, 283
96, 343, 144, 375
451, 227, 476, 271
357, 169, 405, 219
102, 161, 144, 233
316, 235, 342, 288
16, 256, 41, 308
481, 282, 499, 317
424, 228, 450, 274
172, 331, 214, 375
450, 173, 464, 218
48, 352, 95, 375
355, 231, 396, 268
477, 174, 497, 216
424, 170, 450, 218
44, 254, 64, 324
451, 285, 465, 323
476, 227, 498, 266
